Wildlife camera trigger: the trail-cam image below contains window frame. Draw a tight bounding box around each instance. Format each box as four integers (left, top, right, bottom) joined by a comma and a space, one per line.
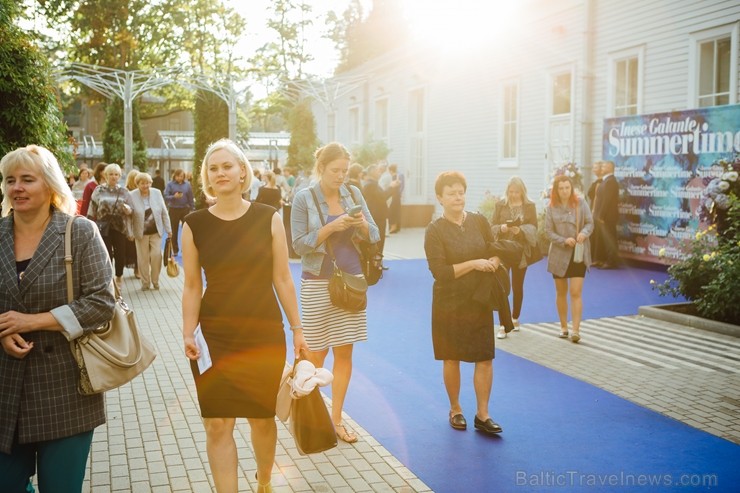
688, 22, 739, 108
499, 78, 520, 168
348, 106, 361, 145
374, 97, 390, 144
607, 45, 645, 117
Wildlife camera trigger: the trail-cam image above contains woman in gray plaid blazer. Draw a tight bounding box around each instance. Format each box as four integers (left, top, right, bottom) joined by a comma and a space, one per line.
0, 146, 115, 492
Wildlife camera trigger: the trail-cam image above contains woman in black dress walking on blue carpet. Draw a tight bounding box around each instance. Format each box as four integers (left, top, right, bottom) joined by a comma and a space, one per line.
181, 139, 307, 493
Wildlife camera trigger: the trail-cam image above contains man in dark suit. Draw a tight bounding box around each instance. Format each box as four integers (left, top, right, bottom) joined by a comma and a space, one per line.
152, 169, 165, 193
587, 161, 605, 266
362, 163, 399, 265
592, 160, 620, 268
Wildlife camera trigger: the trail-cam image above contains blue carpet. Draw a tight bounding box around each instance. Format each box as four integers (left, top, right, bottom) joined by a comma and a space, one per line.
287, 259, 739, 492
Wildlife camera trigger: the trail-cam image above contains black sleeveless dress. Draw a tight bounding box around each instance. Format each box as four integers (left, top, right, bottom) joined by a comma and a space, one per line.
184, 204, 286, 418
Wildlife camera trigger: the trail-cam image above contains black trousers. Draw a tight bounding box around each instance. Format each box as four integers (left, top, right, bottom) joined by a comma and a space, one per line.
601, 221, 619, 266
103, 228, 128, 277
499, 265, 527, 323
168, 207, 190, 253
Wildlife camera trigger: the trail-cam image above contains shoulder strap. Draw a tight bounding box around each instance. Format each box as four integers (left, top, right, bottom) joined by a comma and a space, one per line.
65, 216, 76, 303
309, 187, 336, 261
344, 184, 358, 206
65, 215, 121, 304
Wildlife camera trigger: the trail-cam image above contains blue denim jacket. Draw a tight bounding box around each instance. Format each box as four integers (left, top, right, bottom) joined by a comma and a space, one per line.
291, 183, 380, 276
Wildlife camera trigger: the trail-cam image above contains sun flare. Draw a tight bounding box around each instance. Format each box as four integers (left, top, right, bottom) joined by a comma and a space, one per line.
403, 0, 525, 52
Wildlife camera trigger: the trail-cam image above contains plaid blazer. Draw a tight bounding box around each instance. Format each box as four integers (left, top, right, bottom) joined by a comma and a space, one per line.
0, 209, 115, 454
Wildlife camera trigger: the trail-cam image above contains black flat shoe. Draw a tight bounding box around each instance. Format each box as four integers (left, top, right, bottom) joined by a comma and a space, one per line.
449, 413, 467, 430
474, 416, 502, 435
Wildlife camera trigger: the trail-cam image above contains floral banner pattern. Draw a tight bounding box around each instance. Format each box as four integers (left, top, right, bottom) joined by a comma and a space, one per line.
602, 104, 740, 263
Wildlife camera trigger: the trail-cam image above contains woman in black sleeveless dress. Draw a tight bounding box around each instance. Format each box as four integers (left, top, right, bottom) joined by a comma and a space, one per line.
181, 139, 307, 493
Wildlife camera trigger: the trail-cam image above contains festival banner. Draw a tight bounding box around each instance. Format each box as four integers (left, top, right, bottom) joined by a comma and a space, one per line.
603, 104, 740, 263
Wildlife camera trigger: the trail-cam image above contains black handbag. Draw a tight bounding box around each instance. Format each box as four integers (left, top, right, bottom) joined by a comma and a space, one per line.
290, 386, 338, 455
163, 238, 172, 268
309, 188, 368, 312
344, 185, 383, 286
328, 263, 368, 312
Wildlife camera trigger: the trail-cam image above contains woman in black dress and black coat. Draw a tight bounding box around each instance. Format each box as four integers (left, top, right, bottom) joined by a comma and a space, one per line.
424, 171, 512, 436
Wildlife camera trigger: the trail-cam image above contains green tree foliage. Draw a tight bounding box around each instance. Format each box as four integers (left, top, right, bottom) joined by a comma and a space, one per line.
351, 139, 390, 166
0, 2, 73, 168
37, 0, 184, 71
286, 100, 318, 171
249, 0, 313, 132
193, 89, 228, 206
102, 98, 148, 169
326, 0, 408, 74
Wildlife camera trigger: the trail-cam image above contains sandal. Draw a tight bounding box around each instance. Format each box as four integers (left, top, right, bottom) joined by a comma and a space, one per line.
334, 422, 358, 443
558, 328, 569, 338
570, 332, 581, 343
255, 473, 273, 493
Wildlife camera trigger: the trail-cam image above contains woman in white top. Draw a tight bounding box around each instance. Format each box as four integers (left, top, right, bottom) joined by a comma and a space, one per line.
70, 168, 92, 201
130, 172, 172, 290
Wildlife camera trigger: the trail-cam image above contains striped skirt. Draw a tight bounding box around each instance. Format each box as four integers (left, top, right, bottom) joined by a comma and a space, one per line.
300, 278, 368, 351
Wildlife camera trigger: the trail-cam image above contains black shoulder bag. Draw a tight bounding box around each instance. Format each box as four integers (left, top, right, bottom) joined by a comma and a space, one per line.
344, 184, 383, 286
309, 187, 368, 312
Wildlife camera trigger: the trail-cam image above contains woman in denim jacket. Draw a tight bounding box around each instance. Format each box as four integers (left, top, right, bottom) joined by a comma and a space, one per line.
291, 142, 379, 444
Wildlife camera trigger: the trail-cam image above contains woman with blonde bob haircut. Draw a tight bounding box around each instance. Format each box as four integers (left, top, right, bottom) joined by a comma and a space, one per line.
182, 139, 307, 493
200, 139, 252, 200
0, 145, 115, 492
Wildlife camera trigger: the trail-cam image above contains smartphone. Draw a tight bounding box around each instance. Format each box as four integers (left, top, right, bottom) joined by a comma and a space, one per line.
346, 205, 363, 217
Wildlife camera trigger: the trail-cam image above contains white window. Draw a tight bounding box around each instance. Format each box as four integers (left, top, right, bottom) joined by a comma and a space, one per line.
374, 98, 389, 142
552, 71, 572, 116
349, 107, 360, 144
608, 46, 644, 116
690, 23, 739, 108
500, 80, 519, 165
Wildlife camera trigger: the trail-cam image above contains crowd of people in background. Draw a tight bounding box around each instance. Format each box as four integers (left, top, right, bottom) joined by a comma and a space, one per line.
1, 138, 621, 493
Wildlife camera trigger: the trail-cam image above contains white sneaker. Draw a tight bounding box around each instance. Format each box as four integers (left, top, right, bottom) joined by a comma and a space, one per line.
512, 319, 520, 331
497, 327, 507, 339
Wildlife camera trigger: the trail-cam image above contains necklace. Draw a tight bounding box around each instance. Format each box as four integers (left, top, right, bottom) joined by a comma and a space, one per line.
443, 210, 466, 228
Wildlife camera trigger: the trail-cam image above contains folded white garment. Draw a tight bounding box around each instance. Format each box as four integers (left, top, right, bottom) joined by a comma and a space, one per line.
290, 360, 333, 398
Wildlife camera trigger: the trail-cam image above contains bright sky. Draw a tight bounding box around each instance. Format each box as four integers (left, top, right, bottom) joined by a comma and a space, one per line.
230, 0, 526, 79
229, 0, 363, 78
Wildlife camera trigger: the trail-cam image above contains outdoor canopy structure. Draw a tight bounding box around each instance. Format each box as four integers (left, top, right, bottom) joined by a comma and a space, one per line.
283, 73, 367, 112
58, 63, 365, 172
60, 63, 178, 173
59, 63, 246, 173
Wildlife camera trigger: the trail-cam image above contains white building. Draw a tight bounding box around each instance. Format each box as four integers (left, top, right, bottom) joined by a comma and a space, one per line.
310, 0, 739, 225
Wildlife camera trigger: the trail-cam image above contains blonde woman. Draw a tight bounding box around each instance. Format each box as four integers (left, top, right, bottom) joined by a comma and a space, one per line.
130, 172, 171, 291
255, 171, 283, 211
0, 146, 115, 492
290, 142, 380, 443
490, 176, 542, 339
88, 163, 134, 288
181, 139, 307, 493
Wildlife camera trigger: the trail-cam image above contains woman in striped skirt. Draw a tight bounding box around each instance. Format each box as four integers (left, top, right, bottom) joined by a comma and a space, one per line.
290, 142, 380, 443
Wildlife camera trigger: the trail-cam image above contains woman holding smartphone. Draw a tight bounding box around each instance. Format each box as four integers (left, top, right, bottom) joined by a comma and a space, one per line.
290, 142, 380, 444
490, 177, 541, 339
